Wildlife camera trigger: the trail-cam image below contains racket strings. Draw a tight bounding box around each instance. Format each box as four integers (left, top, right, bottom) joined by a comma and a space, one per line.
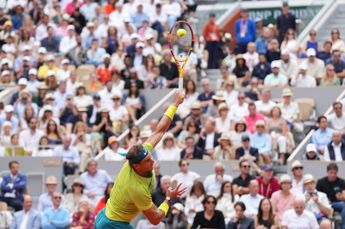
171, 24, 193, 62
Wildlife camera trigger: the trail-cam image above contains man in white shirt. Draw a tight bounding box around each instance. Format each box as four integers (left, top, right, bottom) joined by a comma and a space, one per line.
324, 131, 345, 161
255, 89, 276, 117
290, 63, 316, 87
203, 162, 232, 196
302, 174, 333, 220
19, 118, 44, 154
278, 49, 298, 79
278, 88, 300, 124
243, 42, 259, 72
59, 25, 77, 54
239, 179, 263, 217
305, 48, 325, 81
231, 92, 249, 120
103, 136, 127, 161
99, 81, 115, 108
171, 159, 200, 198
327, 101, 345, 135
282, 197, 319, 229
290, 160, 304, 196
37, 176, 62, 212
222, 79, 239, 107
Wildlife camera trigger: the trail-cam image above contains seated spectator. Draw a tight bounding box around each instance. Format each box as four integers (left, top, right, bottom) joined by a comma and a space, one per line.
19, 117, 44, 154
302, 29, 320, 53
178, 80, 199, 119
0, 202, 13, 228
94, 182, 114, 217
204, 162, 233, 196
239, 180, 264, 217
216, 181, 239, 223
232, 54, 250, 86
243, 42, 259, 72
270, 174, 295, 222
125, 124, 140, 149
232, 160, 255, 196
281, 198, 319, 229
38, 55, 58, 80
42, 192, 71, 229
71, 199, 95, 229
320, 64, 341, 86
250, 120, 272, 164
0, 121, 12, 146
216, 66, 239, 90
244, 102, 265, 134
55, 137, 80, 176
278, 88, 300, 129
146, 65, 167, 90
303, 143, 320, 160
244, 78, 261, 102
326, 50, 345, 79
223, 80, 239, 108
324, 130, 345, 161
317, 41, 332, 64
33, 136, 54, 157
227, 201, 254, 229
305, 48, 325, 82
38, 176, 61, 212
159, 50, 179, 88
180, 136, 204, 160
302, 174, 333, 221
97, 55, 116, 85
265, 39, 280, 63
278, 49, 298, 80
63, 178, 87, 213
290, 160, 305, 196
264, 61, 288, 88
311, 116, 333, 155
256, 164, 280, 198
74, 84, 93, 109
5, 134, 26, 156
290, 63, 316, 87
330, 28, 345, 52
123, 83, 146, 121
171, 160, 200, 198
197, 117, 220, 158
156, 133, 181, 161
230, 120, 249, 147
281, 29, 300, 58
252, 54, 271, 83
80, 159, 112, 206
192, 195, 225, 229
86, 39, 106, 66
255, 198, 279, 229
10, 195, 41, 229
184, 181, 206, 225
230, 92, 249, 120
235, 135, 259, 163
0, 105, 19, 134
214, 132, 236, 160
207, 91, 227, 117
197, 79, 215, 113
316, 163, 345, 229
166, 203, 188, 229
327, 101, 345, 135
152, 176, 171, 207
0, 161, 27, 211
177, 120, 200, 149
103, 136, 127, 161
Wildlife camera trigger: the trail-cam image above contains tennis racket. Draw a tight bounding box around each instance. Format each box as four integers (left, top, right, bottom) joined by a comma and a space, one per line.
168, 20, 195, 90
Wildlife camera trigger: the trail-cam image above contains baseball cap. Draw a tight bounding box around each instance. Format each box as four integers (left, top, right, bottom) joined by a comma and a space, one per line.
29, 68, 37, 75
299, 62, 308, 70
67, 25, 75, 31
18, 78, 28, 85
61, 59, 70, 65
306, 143, 317, 152
306, 48, 316, 57
271, 60, 280, 68
130, 33, 139, 40
4, 105, 13, 112
241, 134, 250, 142
1, 70, 10, 76
47, 70, 55, 77
136, 42, 145, 49
38, 47, 47, 54
108, 136, 118, 145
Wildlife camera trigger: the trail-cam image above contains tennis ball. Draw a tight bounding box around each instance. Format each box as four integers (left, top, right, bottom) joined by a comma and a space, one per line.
176, 28, 187, 38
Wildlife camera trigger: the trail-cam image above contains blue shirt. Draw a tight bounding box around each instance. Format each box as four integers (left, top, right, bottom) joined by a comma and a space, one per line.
131, 12, 150, 29
256, 37, 270, 54
235, 19, 256, 44
311, 128, 333, 151
42, 207, 70, 229
54, 146, 80, 164
0, 173, 27, 201
250, 133, 272, 154
86, 48, 106, 66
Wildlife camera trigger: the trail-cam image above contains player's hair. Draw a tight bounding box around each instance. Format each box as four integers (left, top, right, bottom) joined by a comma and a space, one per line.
126, 144, 145, 166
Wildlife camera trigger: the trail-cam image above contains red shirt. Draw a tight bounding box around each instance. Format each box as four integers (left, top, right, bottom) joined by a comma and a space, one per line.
244, 113, 265, 134
71, 211, 95, 229
202, 21, 221, 42
256, 176, 280, 198
97, 65, 117, 84
94, 197, 106, 217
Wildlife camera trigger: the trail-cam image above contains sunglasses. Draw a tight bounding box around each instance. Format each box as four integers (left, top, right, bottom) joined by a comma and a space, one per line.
294, 167, 303, 170
74, 184, 83, 187
206, 200, 215, 204
113, 98, 121, 100
54, 196, 61, 200
242, 165, 251, 168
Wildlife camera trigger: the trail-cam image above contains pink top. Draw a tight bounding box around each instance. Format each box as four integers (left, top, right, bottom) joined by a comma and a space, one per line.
270, 190, 295, 221
244, 113, 265, 134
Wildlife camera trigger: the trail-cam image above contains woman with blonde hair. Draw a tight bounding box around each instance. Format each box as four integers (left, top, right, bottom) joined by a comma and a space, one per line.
73, 121, 93, 172
156, 132, 181, 161
320, 64, 341, 86
214, 132, 236, 160
330, 28, 345, 52
281, 29, 300, 59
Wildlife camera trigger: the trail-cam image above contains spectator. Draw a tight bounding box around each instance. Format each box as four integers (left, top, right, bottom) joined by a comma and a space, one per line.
197, 79, 215, 113
305, 48, 325, 82
86, 39, 106, 66
178, 119, 200, 148
255, 198, 278, 228
192, 195, 225, 229
235, 135, 259, 163
302, 174, 333, 221
232, 160, 255, 196
278, 49, 298, 81
270, 174, 295, 222
317, 41, 332, 64
324, 130, 345, 161
303, 29, 320, 53
281, 29, 299, 59
244, 76, 260, 101
71, 199, 95, 229
252, 54, 271, 83
321, 63, 341, 86
256, 27, 273, 54
159, 50, 178, 88
63, 178, 87, 213
184, 181, 206, 225
244, 102, 265, 134
250, 120, 272, 164
156, 133, 181, 161
278, 88, 300, 128
216, 181, 239, 223
266, 39, 281, 63
316, 163, 345, 229
230, 92, 249, 120
59, 25, 77, 55
330, 28, 345, 53
215, 103, 233, 133
38, 55, 58, 80
311, 115, 333, 155
243, 42, 259, 72
290, 160, 305, 196
0, 161, 27, 211
38, 176, 61, 212
103, 136, 127, 161
197, 117, 220, 158
304, 143, 320, 161
223, 80, 239, 108
10, 195, 41, 229
256, 164, 279, 198
152, 175, 171, 207
290, 63, 316, 87
255, 90, 276, 118
19, 117, 44, 154
42, 192, 71, 229
227, 201, 254, 229
5, 134, 26, 156
214, 132, 236, 160
94, 182, 114, 217
207, 91, 226, 117
55, 137, 80, 176
0, 105, 19, 134
180, 136, 204, 160
326, 50, 345, 79
217, 66, 239, 90
276, 2, 296, 44
80, 159, 112, 205
171, 160, 200, 198
239, 180, 264, 217
281, 198, 319, 229
232, 54, 250, 86
97, 55, 116, 85
202, 13, 221, 68
264, 61, 288, 88
328, 101, 345, 134
123, 83, 146, 121
0, 202, 13, 229
166, 203, 188, 229
235, 9, 256, 54
204, 162, 233, 196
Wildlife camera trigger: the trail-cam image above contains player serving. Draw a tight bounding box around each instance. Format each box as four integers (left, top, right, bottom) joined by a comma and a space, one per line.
95, 89, 186, 229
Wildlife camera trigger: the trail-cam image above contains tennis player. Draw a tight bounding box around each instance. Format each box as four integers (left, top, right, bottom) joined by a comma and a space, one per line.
95, 89, 186, 229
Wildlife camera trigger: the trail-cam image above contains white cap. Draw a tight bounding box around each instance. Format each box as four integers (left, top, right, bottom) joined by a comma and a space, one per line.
18, 78, 28, 85
1, 70, 10, 76
22, 45, 31, 51
2, 121, 11, 127
45, 93, 54, 100
306, 143, 317, 152
281, 49, 289, 56
299, 62, 308, 70
87, 22, 94, 27
271, 60, 280, 68
45, 54, 54, 61
29, 68, 37, 75
306, 48, 316, 57
103, 53, 111, 60
303, 174, 315, 184
67, 25, 75, 31
145, 33, 154, 40
279, 174, 292, 183
4, 105, 13, 112
61, 59, 70, 65
23, 56, 31, 62
43, 104, 53, 111
136, 42, 145, 48
291, 160, 303, 169
1, 58, 10, 66
130, 33, 139, 40
38, 47, 47, 54
47, 70, 55, 77
111, 90, 123, 98
62, 14, 70, 20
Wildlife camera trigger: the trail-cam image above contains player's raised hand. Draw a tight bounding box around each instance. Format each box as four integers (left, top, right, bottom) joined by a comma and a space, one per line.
166, 183, 187, 199
173, 89, 185, 107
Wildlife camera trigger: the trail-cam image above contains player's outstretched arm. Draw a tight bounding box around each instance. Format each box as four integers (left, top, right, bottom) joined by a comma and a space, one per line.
145, 89, 185, 148
143, 183, 186, 225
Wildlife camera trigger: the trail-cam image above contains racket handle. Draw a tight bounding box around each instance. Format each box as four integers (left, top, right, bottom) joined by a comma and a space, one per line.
178, 77, 183, 90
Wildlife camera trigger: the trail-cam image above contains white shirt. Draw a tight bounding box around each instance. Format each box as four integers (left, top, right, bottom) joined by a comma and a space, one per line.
204, 174, 233, 196
19, 129, 44, 151
224, 90, 239, 107
171, 171, 200, 197
162, 2, 181, 17
290, 74, 316, 87
303, 190, 331, 214
59, 36, 77, 54
110, 106, 128, 121
282, 209, 319, 229
184, 194, 205, 224
306, 58, 325, 80
324, 142, 343, 161
215, 114, 234, 133
291, 178, 304, 197
103, 146, 127, 161
255, 100, 276, 115
99, 88, 114, 108
80, 170, 112, 202
243, 52, 259, 71
239, 193, 264, 217
73, 95, 93, 108
19, 211, 29, 229
278, 102, 299, 123
157, 147, 181, 161
327, 113, 345, 133
279, 59, 298, 79
205, 133, 215, 150
231, 102, 249, 120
